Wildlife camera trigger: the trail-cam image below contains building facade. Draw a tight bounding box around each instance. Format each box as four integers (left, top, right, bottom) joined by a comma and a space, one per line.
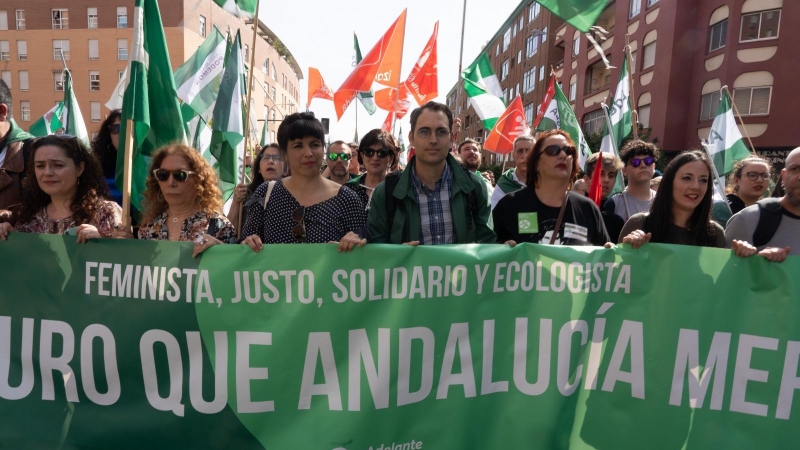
0, 0, 301, 145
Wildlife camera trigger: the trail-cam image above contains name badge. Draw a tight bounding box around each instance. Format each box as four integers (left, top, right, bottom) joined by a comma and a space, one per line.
563, 223, 589, 241
518, 212, 539, 234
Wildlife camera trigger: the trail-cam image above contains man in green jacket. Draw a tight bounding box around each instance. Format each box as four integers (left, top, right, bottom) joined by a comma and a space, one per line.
491, 135, 534, 210
367, 101, 495, 244
0, 80, 36, 211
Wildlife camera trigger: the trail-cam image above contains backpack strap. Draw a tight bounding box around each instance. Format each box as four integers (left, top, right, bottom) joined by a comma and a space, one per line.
262, 181, 276, 209
753, 198, 783, 247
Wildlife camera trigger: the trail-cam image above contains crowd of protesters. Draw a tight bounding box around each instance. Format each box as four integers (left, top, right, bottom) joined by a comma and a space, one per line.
0, 79, 796, 263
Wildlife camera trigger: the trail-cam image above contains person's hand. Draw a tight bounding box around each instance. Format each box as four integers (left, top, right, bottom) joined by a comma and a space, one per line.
193, 234, 222, 258
451, 118, 462, 142
504, 240, 517, 247
233, 184, 247, 203
241, 234, 264, 253
622, 230, 651, 249
758, 246, 791, 263
332, 231, 366, 252
111, 224, 134, 239
402, 241, 420, 246
603, 242, 615, 248
0, 222, 13, 241
731, 239, 757, 258
75, 224, 102, 243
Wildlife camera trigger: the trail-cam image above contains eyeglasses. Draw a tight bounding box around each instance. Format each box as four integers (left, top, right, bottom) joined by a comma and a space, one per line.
327, 152, 351, 161
153, 169, 195, 182
542, 144, 576, 157
362, 148, 392, 159
261, 154, 283, 162
291, 206, 307, 242
745, 171, 770, 181
416, 128, 451, 139
629, 156, 655, 168
109, 124, 120, 135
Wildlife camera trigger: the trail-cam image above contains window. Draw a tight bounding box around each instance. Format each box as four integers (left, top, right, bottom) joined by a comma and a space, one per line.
503, 28, 511, 52
709, 19, 727, 52
638, 104, 651, 127
118, 70, 125, 80
117, 7, 128, 28
199, 15, 206, 37
87, 8, 97, 29
264, 82, 268, 98
586, 58, 611, 93
572, 36, 580, 56
629, 0, 641, 19
630, 50, 636, 74
740, 9, 780, 42
501, 60, 509, 80
642, 41, 656, 69
262, 59, 269, 74
523, 67, 536, 93
733, 87, 771, 116
517, 50, 522, 64
0, 71, 10, 89
542, 27, 547, 42
91, 102, 101, 122
19, 71, 28, 91
513, 24, 517, 39
244, 44, 249, 61
52, 9, 69, 30
515, 83, 520, 99
699, 92, 721, 120
583, 109, 605, 135
569, 80, 577, 101
496, 44, 500, 56
271, 86, 276, 101
525, 103, 534, 124
529, 3, 541, 22
118, 39, 128, 60
54, 71, 65, 91
15, 10, 25, 30
647, 0, 659, 6
0, 41, 9, 61
271, 63, 277, 80
0, 11, 6, 31
53, 40, 70, 60
526, 35, 539, 57
20, 101, 30, 122
17, 41, 26, 61
90, 71, 100, 91
539, 65, 545, 83
519, 17, 524, 31
88, 40, 99, 60
502, 88, 508, 102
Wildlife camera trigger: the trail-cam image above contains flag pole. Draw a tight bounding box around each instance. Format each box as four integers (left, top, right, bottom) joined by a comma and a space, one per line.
121, 119, 134, 228
722, 85, 757, 154
701, 140, 733, 215
625, 35, 638, 140
390, 10, 408, 135
59, 49, 70, 132
237, 0, 261, 239
600, 102, 618, 156
455, 0, 468, 142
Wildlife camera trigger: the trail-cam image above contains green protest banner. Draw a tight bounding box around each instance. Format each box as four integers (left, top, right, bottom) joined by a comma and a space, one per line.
1, 234, 799, 449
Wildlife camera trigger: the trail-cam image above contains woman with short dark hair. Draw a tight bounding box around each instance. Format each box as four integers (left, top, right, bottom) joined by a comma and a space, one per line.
345, 129, 398, 211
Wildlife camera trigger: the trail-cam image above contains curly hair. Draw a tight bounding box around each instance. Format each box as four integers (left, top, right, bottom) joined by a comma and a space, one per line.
12, 135, 109, 226
91, 109, 122, 178
141, 144, 223, 224
619, 139, 660, 166
728, 155, 771, 190
525, 129, 580, 188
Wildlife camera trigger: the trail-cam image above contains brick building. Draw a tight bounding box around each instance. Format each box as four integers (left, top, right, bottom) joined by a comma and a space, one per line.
0, 0, 302, 144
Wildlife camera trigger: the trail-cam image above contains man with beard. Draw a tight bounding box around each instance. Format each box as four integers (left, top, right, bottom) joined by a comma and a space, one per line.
491, 135, 533, 210
326, 140, 355, 185
457, 138, 493, 196
726, 147, 800, 261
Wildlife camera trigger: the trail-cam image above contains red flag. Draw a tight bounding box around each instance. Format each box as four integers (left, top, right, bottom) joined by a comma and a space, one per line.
483, 96, 529, 154
532, 75, 557, 131
588, 151, 603, 206
333, 10, 407, 119
404, 21, 438, 105
307, 67, 333, 109
374, 84, 412, 119
381, 111, 393, 132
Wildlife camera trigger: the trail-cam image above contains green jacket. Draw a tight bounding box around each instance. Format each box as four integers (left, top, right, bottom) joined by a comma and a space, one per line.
496, 168, 524, 194
367, 154, 496, 244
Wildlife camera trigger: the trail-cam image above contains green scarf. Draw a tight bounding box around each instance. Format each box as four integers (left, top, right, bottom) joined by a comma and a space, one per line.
496, 168, 525, 194
3, 119, 35, 146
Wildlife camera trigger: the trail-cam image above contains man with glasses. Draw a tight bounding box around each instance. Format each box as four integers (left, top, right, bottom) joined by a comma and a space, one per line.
367, 101, 495, 245
491, 135, 534, 210
0, 80, 35, 211
605, 140, 659, 223
458, 138, 493, 196
325, 140, 355, 185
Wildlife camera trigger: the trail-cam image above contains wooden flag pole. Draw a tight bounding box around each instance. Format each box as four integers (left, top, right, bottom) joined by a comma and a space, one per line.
390, 12, 408, 135
454, 0, 468, 143
722, 85, 757, 154
625, 35, 638, 140
121, 118, 135, 228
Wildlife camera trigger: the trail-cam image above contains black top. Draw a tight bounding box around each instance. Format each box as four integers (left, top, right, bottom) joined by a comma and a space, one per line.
619, 213, 726, 248
493, 187, 610, 246
240, 181, 367, 243
726, 193, 747, 216
95, 143, 118, 180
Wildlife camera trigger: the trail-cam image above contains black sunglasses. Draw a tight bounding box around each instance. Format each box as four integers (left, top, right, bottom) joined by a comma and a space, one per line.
291, 206, 307, 242
542, 144, 576, 157
629, 156, 655, 168
328, 152, 351, 161
109, 124, 120, 135
362, 148, 392, 159
153, 169, 195, 182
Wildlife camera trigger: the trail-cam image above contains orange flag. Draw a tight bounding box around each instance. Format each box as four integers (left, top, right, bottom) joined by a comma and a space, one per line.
484, 95, 530, 154
381, 111, 394, 132
404, 21, 439, 106
333, 10, 407, 119
307, 67, 334, 109
374, 84, 412, 119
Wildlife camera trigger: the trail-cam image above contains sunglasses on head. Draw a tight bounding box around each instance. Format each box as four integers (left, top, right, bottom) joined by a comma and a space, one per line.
153, 169, 195, 182
327, 152, 351, 161
541, 144, 576, 157
291, 206, 307, 242
629, 156, 655, 168
109, 124, 120, 135
362, 148, 392, 159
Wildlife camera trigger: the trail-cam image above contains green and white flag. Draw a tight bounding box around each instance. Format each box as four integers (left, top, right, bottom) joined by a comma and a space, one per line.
29, 102, 64, 137
534, 75, 591, 170
353, 33, 377, 115
210, 29, 245, 204
461, 53, 506, 131
116, 0, 187, 212
706, 89, 751, 176
259, 111, 269, 147
537, 0, 610, 33
174, 27, 227, 118
213, 0, 257, 18
398, 125, 407, 167
599, 55, 632, 195
61, 70, 89, 145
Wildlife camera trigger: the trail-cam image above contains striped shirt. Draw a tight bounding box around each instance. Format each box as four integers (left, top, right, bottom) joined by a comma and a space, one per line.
410, 163, 455, 245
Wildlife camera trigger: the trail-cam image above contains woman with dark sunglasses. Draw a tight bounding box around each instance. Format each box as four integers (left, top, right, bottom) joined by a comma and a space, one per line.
239, 112, 367, 253
619, 150, 726, 248
492, 130, 610, 246
91, 110, 121, 180
345, 129, 399, 211
712, 155, 772, 228
604, 140, 659, 223
135, 144, 236, 257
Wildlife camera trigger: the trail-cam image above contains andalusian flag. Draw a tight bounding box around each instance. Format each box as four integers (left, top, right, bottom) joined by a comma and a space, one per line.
210, 30, 245, 203
259, 111, 269, 147
533, 75, 591, 170
213, 0, 257, 18
537, 0, 610, 33
461, 53, 506, 131
29, 102, 64, 137
353, 33, 378, 115
61, 70, 89, 145
174, 27, 227, 118
599, 55, 632, 195
116, 0, 186, 212
706, 89, 751, 176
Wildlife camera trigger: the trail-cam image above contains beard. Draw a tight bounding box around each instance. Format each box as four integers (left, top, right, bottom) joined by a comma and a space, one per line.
331, 164, 348, 177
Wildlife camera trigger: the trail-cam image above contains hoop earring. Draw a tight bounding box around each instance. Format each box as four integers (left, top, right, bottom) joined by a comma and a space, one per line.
282, 164, 290, 177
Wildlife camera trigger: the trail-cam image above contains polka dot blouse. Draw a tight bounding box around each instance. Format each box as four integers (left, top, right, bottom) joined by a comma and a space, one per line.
239, 181, 367, 244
